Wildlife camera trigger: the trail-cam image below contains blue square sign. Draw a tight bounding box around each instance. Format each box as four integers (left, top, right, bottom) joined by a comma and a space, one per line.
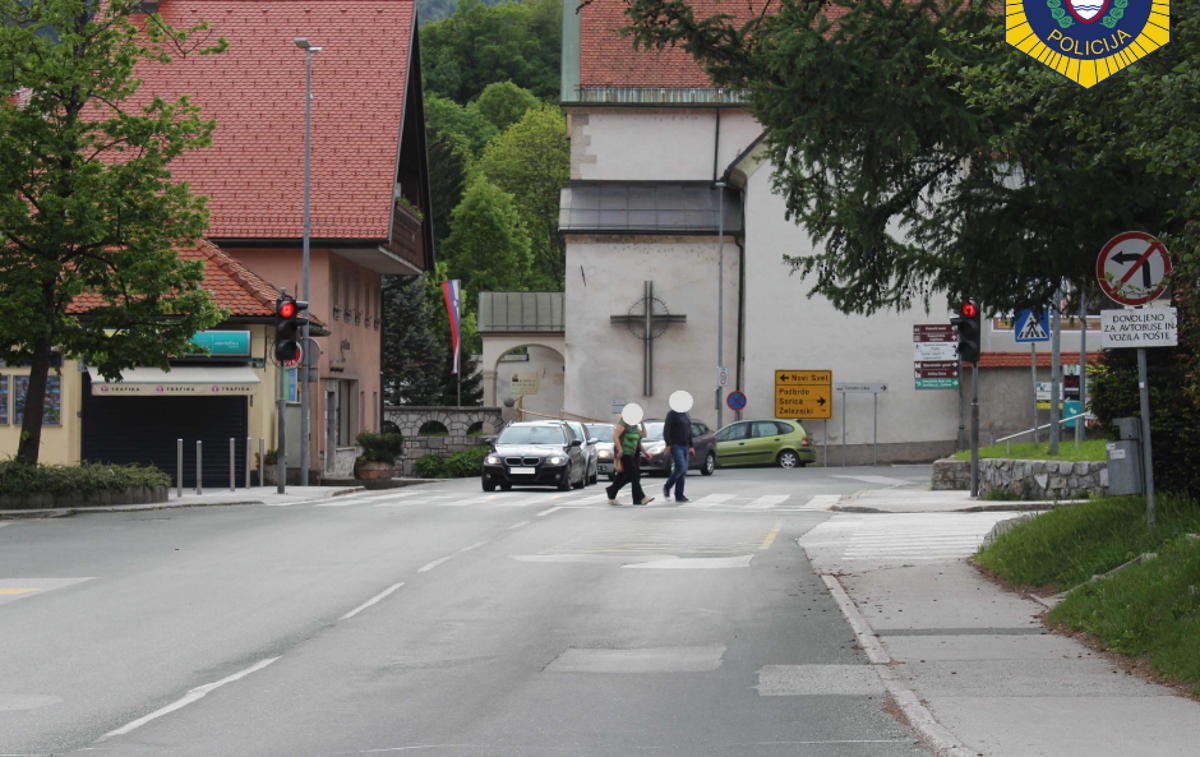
1014, 309, 1051, 343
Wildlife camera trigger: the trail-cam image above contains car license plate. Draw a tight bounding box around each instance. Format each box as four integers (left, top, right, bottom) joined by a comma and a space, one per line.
509, 467, 535, 475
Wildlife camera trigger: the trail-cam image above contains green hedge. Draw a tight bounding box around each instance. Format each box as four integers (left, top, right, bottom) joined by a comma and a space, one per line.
413, 447, 488, 478
0, 461, 170, 496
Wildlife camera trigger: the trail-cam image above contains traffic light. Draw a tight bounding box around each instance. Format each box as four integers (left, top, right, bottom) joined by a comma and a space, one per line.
274, 296, 308, 363
951, 300, 982, 363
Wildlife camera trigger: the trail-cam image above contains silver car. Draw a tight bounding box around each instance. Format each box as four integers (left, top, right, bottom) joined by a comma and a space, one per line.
589, 423, 617, 480
565, 421, 600, 485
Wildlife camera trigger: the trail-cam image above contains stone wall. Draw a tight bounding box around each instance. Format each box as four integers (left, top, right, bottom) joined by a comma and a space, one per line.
0, 485, 169, 510
384, 406, 504, 438
394, 434, 490, 477
932, 458, 1108, 499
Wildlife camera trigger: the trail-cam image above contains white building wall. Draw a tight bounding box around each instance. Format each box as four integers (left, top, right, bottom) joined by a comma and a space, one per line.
494, 345, 566, 419
563, 236, 740, 429
740, 162, 961, 460
571, 109, 762, 181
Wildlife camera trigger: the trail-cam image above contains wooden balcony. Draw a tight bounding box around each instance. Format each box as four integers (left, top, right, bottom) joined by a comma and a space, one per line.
384, 202, 426, 272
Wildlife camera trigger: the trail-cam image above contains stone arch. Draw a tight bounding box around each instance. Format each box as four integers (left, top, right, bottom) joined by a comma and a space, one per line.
483, 339, 566, 421
418, 420, 449, 436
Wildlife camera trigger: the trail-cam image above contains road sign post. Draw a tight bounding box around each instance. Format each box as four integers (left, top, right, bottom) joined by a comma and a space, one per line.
774, 370, 832, 420
834, 383, 888, 467
1098, 232, 1175, 527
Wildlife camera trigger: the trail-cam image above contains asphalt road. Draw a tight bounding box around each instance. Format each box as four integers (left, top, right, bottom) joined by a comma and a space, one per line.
0, 465, 933, 757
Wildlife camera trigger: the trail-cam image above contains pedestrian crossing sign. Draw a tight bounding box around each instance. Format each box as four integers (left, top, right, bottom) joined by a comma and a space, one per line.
1014, 309, 1051, 343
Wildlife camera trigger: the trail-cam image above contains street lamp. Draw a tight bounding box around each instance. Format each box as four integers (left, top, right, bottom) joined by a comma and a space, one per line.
294, 38, 321, 486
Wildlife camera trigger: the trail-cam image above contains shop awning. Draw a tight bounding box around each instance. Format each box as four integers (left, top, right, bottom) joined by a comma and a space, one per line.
88, 366, 260, 397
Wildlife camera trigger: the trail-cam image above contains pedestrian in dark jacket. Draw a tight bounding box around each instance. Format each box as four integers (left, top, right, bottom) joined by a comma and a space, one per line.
663, 391, 695, 503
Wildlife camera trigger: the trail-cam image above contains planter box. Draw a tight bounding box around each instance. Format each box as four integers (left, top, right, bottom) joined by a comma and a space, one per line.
355, 461, 394, 480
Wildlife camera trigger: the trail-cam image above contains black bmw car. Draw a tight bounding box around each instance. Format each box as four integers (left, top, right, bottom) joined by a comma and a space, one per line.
481, 421, 587, 492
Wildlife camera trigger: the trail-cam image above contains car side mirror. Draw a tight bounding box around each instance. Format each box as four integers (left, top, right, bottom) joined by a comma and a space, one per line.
588, 437, 599, 445
570, 439, 582, 447
483, 436, 496, 447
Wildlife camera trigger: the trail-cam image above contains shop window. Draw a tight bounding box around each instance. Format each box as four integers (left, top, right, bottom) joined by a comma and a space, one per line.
14, 375, 61, 425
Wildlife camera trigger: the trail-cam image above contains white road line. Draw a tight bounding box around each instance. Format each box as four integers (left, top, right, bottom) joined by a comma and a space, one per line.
97, 657, 280, 742
340, 583, 404, 620
0, 522, 9, 528
417, 555, 455, 573
680, 493, 735, 509
536, 507, 561, 517
459, 541, 488, 553
831, 475, 916, 487
507, 520, 531, 530
802, 494, 842, 510
745, 495, 790, 510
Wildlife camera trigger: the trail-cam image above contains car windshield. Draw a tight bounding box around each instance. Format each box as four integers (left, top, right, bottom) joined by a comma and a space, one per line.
497, 425, 565, 445
590, 424, 615, 441
642, 422, 665, 441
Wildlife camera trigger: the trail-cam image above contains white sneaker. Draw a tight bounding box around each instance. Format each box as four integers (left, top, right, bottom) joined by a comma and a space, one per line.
608, 498, 620, 506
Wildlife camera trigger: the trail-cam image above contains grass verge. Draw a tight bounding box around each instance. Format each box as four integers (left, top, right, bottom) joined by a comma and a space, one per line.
952, 439, 1106, 462
976, 493, 1200, 588
978, 494, 1200, 689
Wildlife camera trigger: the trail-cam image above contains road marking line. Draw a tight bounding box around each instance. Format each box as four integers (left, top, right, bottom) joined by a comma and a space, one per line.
507, 520, 531, 530
417, 555, 455, 573
340, 583, 404, 620
759, 521, 784, 550
746, 495, 790, 510
0, 588, 39, 595
681, 494, 735, 509
460, 541, 488, 553
97, 657, 280, 742
536, 507, 561, 517
802, 495, 842, 510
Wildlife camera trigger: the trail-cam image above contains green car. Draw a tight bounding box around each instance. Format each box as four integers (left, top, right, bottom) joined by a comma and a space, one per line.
714, 419, 817, 469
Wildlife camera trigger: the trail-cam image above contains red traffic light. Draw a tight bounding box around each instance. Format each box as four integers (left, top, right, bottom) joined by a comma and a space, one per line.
278, 301, 296, 319
960, 302, 978, 318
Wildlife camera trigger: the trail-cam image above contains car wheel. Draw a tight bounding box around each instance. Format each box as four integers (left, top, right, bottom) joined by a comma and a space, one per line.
701, 451, 716, 476
482, 479, 496, 492
777, 450, 801, 469
500, 483, 512, 491
572, 472, 585, 490
558, 467, 572, 491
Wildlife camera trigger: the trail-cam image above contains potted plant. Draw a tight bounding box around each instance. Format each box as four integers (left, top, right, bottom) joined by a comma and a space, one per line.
354, 432, 403, 480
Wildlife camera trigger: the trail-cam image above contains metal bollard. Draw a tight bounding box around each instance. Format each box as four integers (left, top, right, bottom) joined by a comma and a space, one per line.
245, 437, 252, 489
176, 439, 183, 498
196, 440, 203, 495
259, 437, 265, 488
229, 438, 236, 492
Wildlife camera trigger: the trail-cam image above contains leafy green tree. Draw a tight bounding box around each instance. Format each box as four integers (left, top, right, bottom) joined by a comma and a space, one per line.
615, 0, 1185, 317
381, 274, 447, 405
424, 93, 499, 156
426, 126, 472, 244
440, 178, 534, 308
471, 80, 540, 132
0, 0, 227, 464
421, 0, 562, 104
477, 105, 569, 289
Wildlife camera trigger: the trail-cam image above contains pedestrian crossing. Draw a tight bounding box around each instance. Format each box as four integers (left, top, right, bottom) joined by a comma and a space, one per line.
304, 487, 841, 512
800, 512, 1018, 570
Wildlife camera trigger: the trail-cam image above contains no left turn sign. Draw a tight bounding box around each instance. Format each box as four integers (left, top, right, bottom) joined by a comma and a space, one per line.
1097, 231, 1172, 306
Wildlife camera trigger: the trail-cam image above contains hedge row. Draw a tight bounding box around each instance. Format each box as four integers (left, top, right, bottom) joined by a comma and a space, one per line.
0, 461, 171, 496
413, 447, 488, 479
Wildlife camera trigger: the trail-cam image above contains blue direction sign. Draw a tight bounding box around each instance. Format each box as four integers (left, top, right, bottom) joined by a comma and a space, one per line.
1014, 309, 1050, 343
726, 391, 746, 411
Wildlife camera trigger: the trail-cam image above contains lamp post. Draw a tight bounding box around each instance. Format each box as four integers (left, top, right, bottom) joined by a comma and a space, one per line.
715, 180, 726, 431
294, 38, 321, 486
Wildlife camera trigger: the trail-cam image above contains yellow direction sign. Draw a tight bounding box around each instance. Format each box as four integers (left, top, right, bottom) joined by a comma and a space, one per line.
775, 370, 832, 420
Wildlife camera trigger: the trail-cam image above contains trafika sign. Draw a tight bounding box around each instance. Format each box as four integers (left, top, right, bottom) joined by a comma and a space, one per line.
1006, 0, 1169, 88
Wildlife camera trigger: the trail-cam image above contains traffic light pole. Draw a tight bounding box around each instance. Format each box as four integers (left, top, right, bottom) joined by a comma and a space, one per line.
970, 362, 980, 498
1049, 293, 1062, 454
277, 289, 288, 495
300, 46, 314, 487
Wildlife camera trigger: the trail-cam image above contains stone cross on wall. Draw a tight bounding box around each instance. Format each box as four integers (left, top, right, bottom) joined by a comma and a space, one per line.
610, 281, 686, 396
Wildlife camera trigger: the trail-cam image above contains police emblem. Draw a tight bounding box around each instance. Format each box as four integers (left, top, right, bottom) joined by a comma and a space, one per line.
1006, 0, 1170, 87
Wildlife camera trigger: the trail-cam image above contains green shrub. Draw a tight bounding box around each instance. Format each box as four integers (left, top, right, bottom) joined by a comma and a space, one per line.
412, 447, 488, 479
977, 493, 1200, 589
1089, 348, 1200, 496
356, 432, 404, 464
413, 453, 447, 478
0, 460, 170, 497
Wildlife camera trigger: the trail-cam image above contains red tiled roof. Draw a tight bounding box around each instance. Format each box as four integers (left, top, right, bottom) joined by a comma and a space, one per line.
129, 0, 416, 240
579, 1, 844, 89
974, 352, 1103, 369
70, 239, 324, 325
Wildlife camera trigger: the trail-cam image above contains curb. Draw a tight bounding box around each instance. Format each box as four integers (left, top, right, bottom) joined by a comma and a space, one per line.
817, 571, 977, 757
0, 486, 367, 519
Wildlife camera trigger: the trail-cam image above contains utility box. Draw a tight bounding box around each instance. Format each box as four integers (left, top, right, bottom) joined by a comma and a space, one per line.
1107, 417, 1143, 496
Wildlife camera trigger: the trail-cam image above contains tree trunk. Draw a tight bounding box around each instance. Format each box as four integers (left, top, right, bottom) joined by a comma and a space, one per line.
15, 337, 53, 465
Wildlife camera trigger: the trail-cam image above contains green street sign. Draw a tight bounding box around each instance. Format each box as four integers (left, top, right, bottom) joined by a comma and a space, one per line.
189, 331, 251, 357
915, 377, 959, 390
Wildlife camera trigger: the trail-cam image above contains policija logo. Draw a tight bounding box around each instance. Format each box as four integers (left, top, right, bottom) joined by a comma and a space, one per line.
1006, 0, 1169, 88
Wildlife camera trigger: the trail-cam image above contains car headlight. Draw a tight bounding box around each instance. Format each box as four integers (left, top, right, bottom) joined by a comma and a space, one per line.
485, 455, 501, 465
597, 449, 612, 459
546, 455, 566, 465
646, 442, 665, 454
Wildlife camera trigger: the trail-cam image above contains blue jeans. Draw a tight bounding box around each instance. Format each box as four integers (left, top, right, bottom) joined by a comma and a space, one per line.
664, 444, 689, 499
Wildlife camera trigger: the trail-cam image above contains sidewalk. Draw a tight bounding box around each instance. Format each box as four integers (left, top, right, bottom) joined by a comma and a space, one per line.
839, 488, 1078, 513
801, 508, 1200, 757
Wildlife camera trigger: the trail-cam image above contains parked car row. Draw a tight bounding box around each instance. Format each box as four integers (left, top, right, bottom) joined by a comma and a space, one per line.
481, 417, 818, 491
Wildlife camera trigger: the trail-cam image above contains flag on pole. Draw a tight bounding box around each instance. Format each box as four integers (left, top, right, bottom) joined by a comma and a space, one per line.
442, 279, 462, 374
